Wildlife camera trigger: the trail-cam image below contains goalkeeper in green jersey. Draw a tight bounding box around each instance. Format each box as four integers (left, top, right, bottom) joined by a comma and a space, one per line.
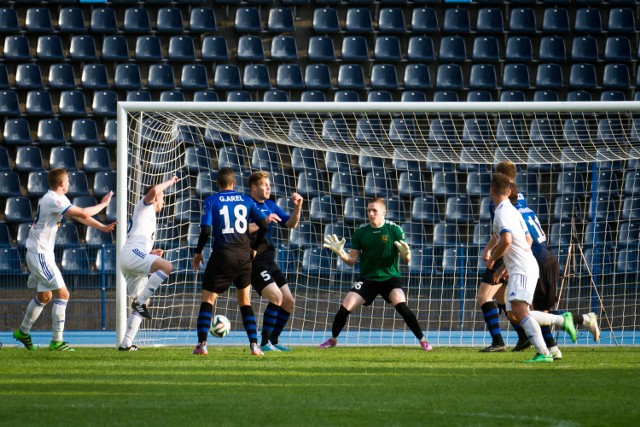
319, 197, 433, 351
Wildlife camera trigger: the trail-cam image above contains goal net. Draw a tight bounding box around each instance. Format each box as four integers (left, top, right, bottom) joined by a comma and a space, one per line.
116, 101, 640, 347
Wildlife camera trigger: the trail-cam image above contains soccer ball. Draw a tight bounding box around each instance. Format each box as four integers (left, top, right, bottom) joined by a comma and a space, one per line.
210, 315, 231, 338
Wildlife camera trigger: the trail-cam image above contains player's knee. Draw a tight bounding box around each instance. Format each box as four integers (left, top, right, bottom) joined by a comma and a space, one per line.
270, 293, 283, 306
37, 294, 52, 305
282, 296, 295, 312
161, 261, 173, 275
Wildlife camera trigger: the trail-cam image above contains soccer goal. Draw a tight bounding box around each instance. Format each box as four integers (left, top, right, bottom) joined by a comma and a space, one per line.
116, 101, 640, 347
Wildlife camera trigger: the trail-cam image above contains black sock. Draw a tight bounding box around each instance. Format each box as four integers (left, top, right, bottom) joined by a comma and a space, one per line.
270, 306, 291, 345
481, 301, 504, 346
541, 325, 557, 348
240, 305, 258, 345
260, 302, 279, 346
332, 305, 350, 338
196, 302, 213, 344
395, 302, 424, 341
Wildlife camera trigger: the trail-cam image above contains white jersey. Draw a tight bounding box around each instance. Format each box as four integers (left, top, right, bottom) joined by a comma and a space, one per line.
26, 190, 72, 254
492, 199, 539, 278
122, 198, 156, 253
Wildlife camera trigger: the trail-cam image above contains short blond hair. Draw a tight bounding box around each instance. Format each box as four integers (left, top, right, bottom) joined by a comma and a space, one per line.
248, 170, 269, 188
495, 161, 517, 181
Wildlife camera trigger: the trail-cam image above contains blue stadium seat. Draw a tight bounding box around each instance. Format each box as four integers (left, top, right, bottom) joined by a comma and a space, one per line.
193, 91, 219, 102
398, 172, 426, 200
190, 8, 216, 33
539, 36, 566, 62
0, 172, 21, 197
505, 36, 532, 62
0, 221, 10, 244
472, 36, 500, 62
195, 171, 217, 198
526, 145, 556, 173
432, 171, 459, 198
291, 146, 322, 171
213, 64, 242, 91
476, 8, 503, 33
0, 8, 20, 34
69, 35, 97, 61
26, 8, 53, 33
411, 7, 438, 33
95, 246, 116, 275
548, 222, 572, 247
313, 8, 340, 33
55, 222, 80, 247
308, 36, 336, 62
160, 89, 186, 101
345, 8, 373, 33
378, 8, 406, 33
181, 64, 209, 90
58, 7, 86, 34
322, 118, 352, 143
26, 90, 53, 116
388, 119, 415, 144
325, 151, 354, 173
364, 171, 393, 197
400, 222, 429, 247
338, 64, 365, 90
469, 64, 497, 90
533, 90, 559, 102
202, 36, 229, 62
502, 63, 530, 89
49, 146, 77, 171
355, 119, 383, 143
83, 147, 111, 173
618, 221, 640, 246
0, 246, 22, 273
401, 91, 427, 102
114, 64, 142, 90
330, 172, 360, 197
0, 91, 20, 116
16, 223, 30, 248
66, 171, 89, 198
592, 171, 621, 197
0, 64, 8, 89
91, 7, 118, 33
101, 36, 129, 62
168, 36, 196, 62
607, 8, 635, 33
289, 222, 319, 248
276, 64, 304, 90
574, 8, 602, 34
268, 8, 294, 33
4, 36, 31, 61
135, 36, 163, 62
36, 35, 64, 62
304, 64, 332, 90
147, 64, 175, 90
85, 226, 113, 249
557, 171, 586, 195
309, 195, 338, 222
439, 36, 467, 62
553, 195, 582, 221
343, 196, 368, 223
15, 64, 43, 89
433, 222, 461, 246
157, 7, 184, 33
384, 196, 406, 223
495, 118, 526, 144
402, 64, 431, 90
602, 64, 630, 89
443, 8, 469, 34
237, 35, 264, 62
542, 8, 569, 34
435, 64, 463, 90
428, 118, 458, 145
92, 171, 116, 198
235, 7, 261, 33
445, 195, 474, 223
374, 36, 402, 62
58, 90, 87, 117
301, 247, 331, 274
92, 91, 117, 117
600, 91, 625, 101
509, 8, 536, 34
370, 64, 398, 90
46, 64, 75, 90
622, 196, 640, 220
566, 90, 592, 102
271, 36, 298, 62
3, 119, 31, 146
249, 145, 280, 171
124, 8, 151, 33
408, 246, 436, 274
604, 37, 632, 62
461, 119, 493, 145
269, 171, 292, 198
342, 36, 369, 62
61, 247, 90, 280
624, 169, 640, 196
218, 145, 247, 171
535, 64, 563, 90
324, 222, 353, 247
334, 91, 360, 102
473, 223, 492, 246
407, 36, 435, 62
15, 146, 44, 173
4, 197, 33, 223
468, 90, 492, 102
0, 147, 9, 172
466, 171, 491, 197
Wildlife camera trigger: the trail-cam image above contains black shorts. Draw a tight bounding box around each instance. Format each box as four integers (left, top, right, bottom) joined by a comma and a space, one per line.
533, 258, 559, 311
251, 260, 287, 296
349, 277, 404, 306
202, 254, 252, 294
481, 258, 506, 285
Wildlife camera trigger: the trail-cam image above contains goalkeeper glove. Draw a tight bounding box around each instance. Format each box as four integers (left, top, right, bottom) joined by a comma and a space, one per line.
394, 241, 411, 258
323, 234, 346, 256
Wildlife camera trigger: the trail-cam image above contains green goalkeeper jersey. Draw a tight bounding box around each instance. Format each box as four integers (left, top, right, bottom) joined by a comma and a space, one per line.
351, 220, 405, 281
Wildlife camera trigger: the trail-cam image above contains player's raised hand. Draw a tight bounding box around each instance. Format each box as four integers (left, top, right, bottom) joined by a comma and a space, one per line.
192, 253, 204, 271
323, 234, 346, 256
394, 241, 410, 258
169, 175, 179, 185
101, 191, 114, 205
291, 192, 303, 207
102, 221, 117, 233
150, 248, 164, 257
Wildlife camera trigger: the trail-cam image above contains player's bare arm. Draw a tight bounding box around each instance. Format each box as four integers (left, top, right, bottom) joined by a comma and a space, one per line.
285, 192, 303, 229
74, 215, 117, 233
66, 191, 113, 220
323, 234, 359, 266
144, 175, 178, 204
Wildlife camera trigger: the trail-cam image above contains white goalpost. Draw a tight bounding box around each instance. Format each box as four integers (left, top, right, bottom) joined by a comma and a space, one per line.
116, 101, 640, 347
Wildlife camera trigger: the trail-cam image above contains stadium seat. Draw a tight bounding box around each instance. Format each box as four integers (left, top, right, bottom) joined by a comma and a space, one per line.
432, 171, 459, 198
61, 247, 90, 280
509, 8, 536, 34
400, 222, 429, 247
0, 221, 10, 245
472, 223, 492, 246
201, 36, 229, 62
85, 226, 113, 249
0, 8, 20, 34
3, 119, 31, 146
181, 64, 209, 90
433, 222, 461, 246
291, 146, 322, 171
622, 197, 640, 220
36, 35, 64, 62
466, 171, 492, 197
428, 118, 458, 145
309, 195, 338, 222
602, 64, 630, 89
341, 36, 369, 62
574, 8, 602, 34
370, 64, 398, 90
0, 64, 8, 89
15, 64, 43, 89
58, 7, 86, 33
472, 36, 500, 62
533, 90, 559, 102
604, 37, 632, 62
526, 145, 556, 173
334, 91, 360, 102
80, 65, 108, 91
93, 171, 116, 198
124, 8, 151, 33
66, 171, 89, 198
566, 90, 592, 102
304, 64, 332, 90
157, 7, 184, 33
268, 8, 294, 33
190, 8, 216, 33
624, 169, 640, 196
398, 172, 426, 200
539, 36, 566, 62
193, 91, 219, 102
4, 35, 31, 62
49, 146, 77, 171
553, 195, 582, 221
91, 91, 117, 117
147, 64, 175, 90
461, 119, 493, 145
345, 8, 373, 33
337, 64, 365, 90
607, 8, 635, 33
502, 64, 530, 89
213, 64, 242, 90
4, 197, 33, 223
618, 221, 640, 246
411, 7, 438, 33
114, 64, 142, 90
83, 147, 111, 173
476, 8, 503, 33
325, 151, 354, 173
100, 36, 129, 62
217, 145, 247, 171
276, 64, 304, 90
69, 35, 97, 61
168, 36, 196, 62
308, 36, 336, 62
443, 8, 470, 33
0, 246, 22, 273
535, 63, 563, 90
505, 36, 533, 62
324, 222, 353, 247
58, 90, 87, 117
542, 8, 569, 34
237, 35, 264, 62
439, 36, 467, 62
26, 90, 53, 116
16, 223, 30, 248
330, 172, 360, 197
407, 36, 435, 62
401, 91, 427, 102
445, 195, 474, 223
26, 8, 53, 33
403, 64, 431, 91
322, 118, 352, 144
0, 91, 21, 116
55, 222, 80, 247
235, 7, 261, 33
271, 36, 298, 62
91, 7, 118, 33
195, 171, 217, 198
343, 196, 368, 223
289, 222, 319, 248
496, 118, 526, 144
313, 8, 340, 33
374, 36, 402, 62
469, 64, 497, 90
600, 91, 625, 101
95, 246, 116, 275
435, 64, 463, 90
301, 247, 331, 274
364, 171, 393, 198
47, 64, 75, 90
0, 171, 21, 197
378, 8, 406, 33
135, 36, 162, 62
0, 147, 9, 172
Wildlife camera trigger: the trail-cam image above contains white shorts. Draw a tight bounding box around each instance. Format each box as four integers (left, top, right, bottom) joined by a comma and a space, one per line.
505, 272, 538, 312
26, 251, 65, 292
119, 246, 160, 299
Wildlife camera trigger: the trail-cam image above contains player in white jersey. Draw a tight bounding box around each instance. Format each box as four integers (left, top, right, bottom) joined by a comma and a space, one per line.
485, 173, 552, 363
117, 176, 178, 351
13, 168, 115, 352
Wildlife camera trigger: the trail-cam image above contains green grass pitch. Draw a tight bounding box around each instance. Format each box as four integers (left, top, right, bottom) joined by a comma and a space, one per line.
1, 346, 639, 426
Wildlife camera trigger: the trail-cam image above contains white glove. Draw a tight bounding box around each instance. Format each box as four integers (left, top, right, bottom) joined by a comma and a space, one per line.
323, 234, 346, 256
394, 241, 411, 258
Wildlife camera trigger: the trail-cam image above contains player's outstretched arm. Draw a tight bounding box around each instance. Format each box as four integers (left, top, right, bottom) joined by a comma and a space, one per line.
394, 240, 411, 263
74, 215, 117, 233
323, 234, 359, 266
144, 176, 179, 204
285, 192, 303, 229
66, 191, 113, 220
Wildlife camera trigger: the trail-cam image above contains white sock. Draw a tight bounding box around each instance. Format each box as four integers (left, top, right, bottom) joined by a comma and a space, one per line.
20, 298, 46, 334
520, 315, 549, 356
51, 299, 68, 342
136, 271, 168, 304
530, 310, 564, 327
120, 311, 143, 348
